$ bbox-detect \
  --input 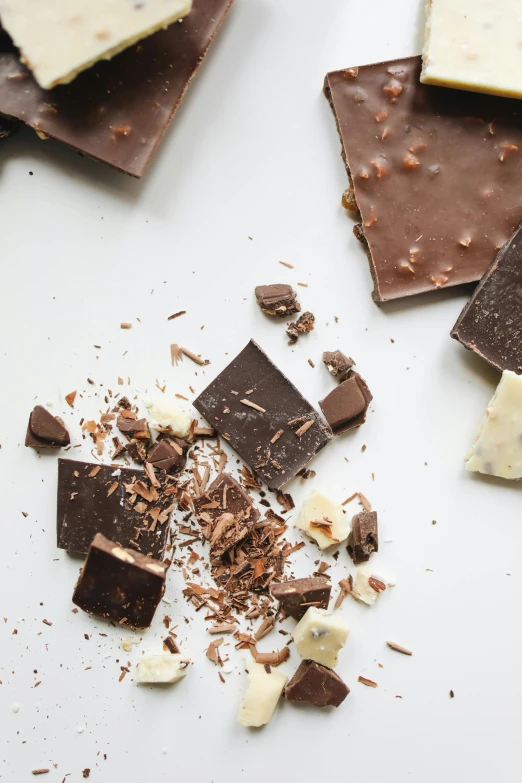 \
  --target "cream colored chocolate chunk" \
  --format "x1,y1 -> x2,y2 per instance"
421,0 -> 522,99
293,607 -> 349,668
0,0 -> 192,89
296,491 -> 348,549
466,371 -> 522,479
237,660 -> 287,728
354,567 -> 388,606
135,654 -> 189,684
